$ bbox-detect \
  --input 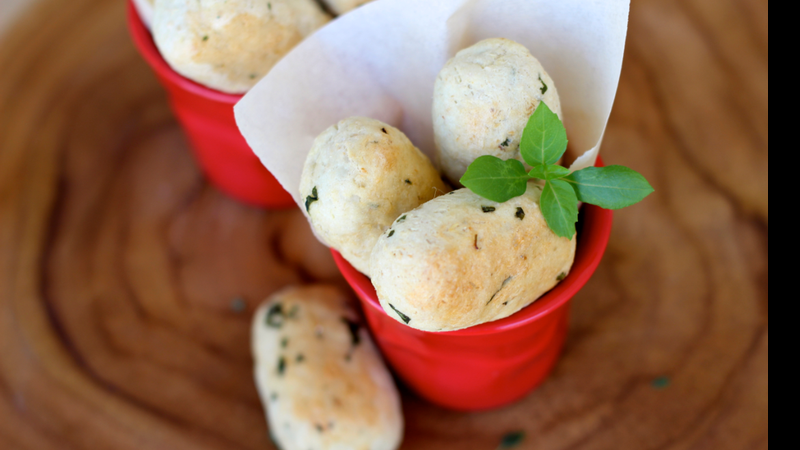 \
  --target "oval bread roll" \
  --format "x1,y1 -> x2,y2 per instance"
370,187 -> 576,332
433,38 -> 563,185
153,0 -> 330,93
252,286 -> 403,450
321,0 -> 374,15
300,117 -> 448,276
